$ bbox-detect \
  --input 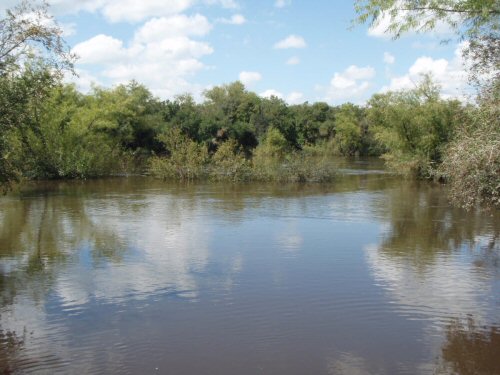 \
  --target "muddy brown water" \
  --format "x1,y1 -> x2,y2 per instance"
1,159 -> 499,374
